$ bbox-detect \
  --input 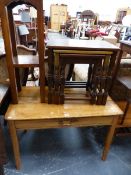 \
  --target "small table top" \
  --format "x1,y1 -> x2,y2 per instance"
47,38 -> 119,51
120,40 -> 131,46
